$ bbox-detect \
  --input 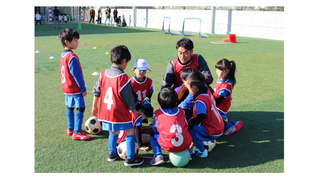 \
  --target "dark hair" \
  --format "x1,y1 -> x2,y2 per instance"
59,28 -> 80,48
215,58 -> 236,89
110,45 -> 131,64
158,87 -> 178,109
180,67 -> 197,81
176,38 -> 194,50
186,70 -> 205,89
